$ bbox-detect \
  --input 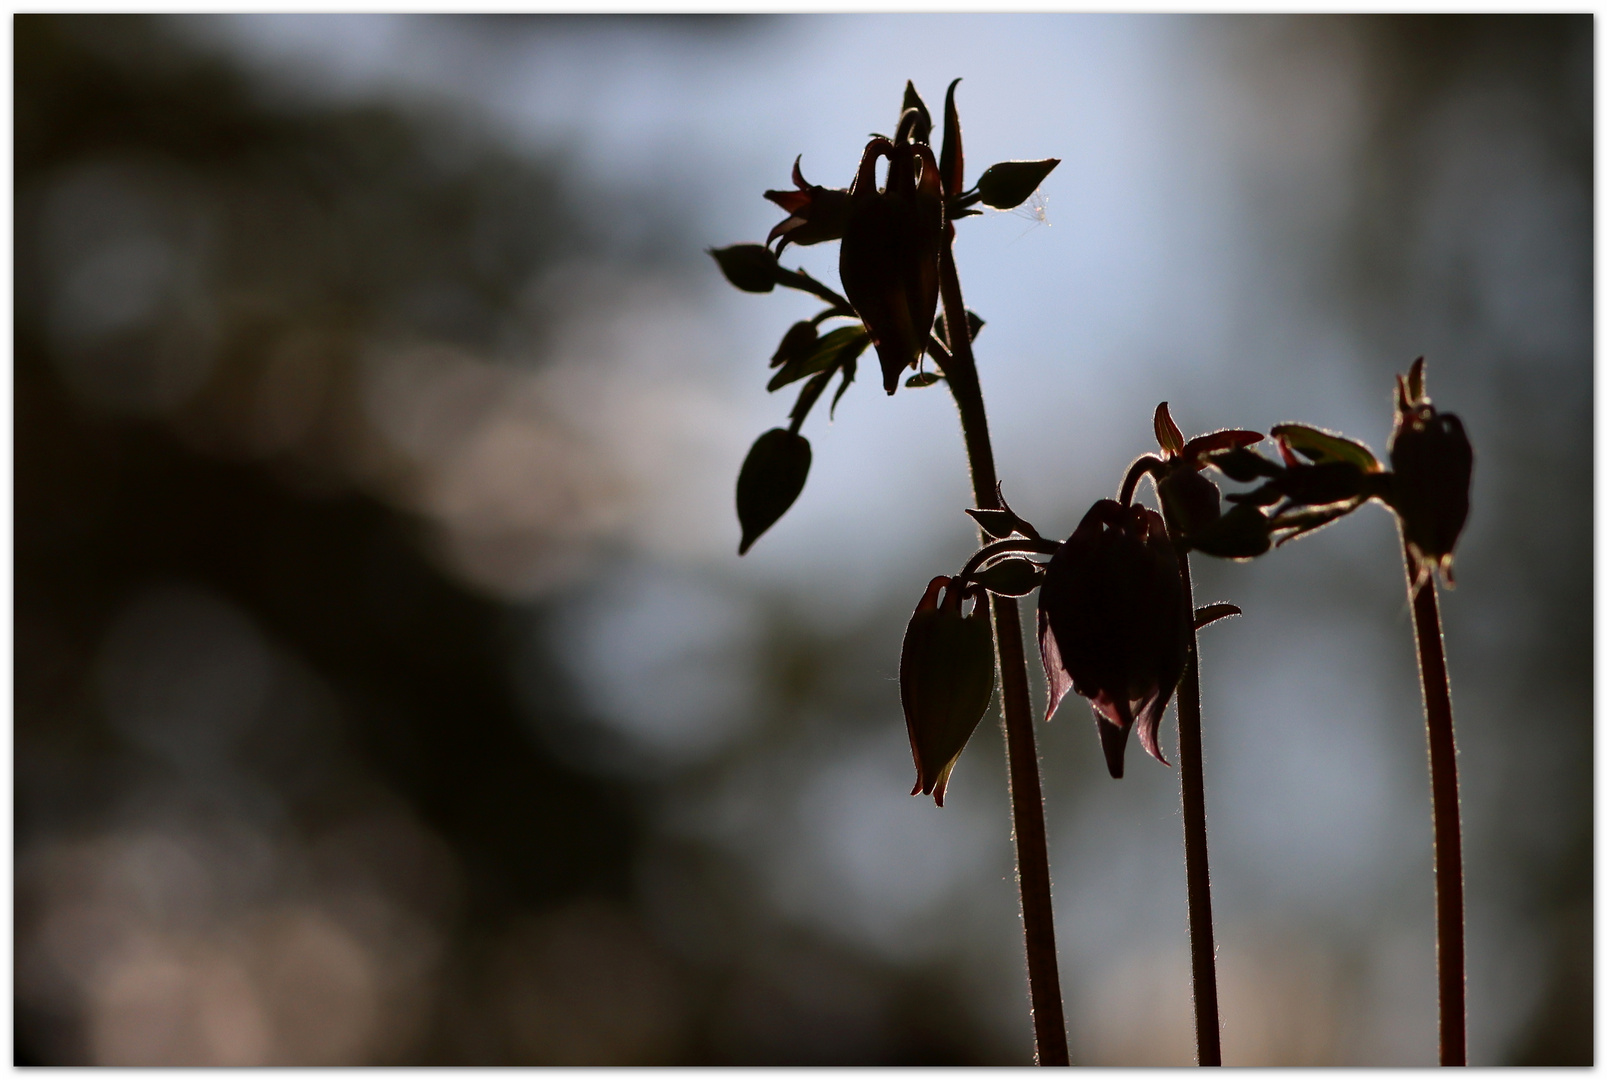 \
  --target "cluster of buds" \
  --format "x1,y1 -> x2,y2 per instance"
712,80 -> 1059,555
897,359 -> 1473,799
